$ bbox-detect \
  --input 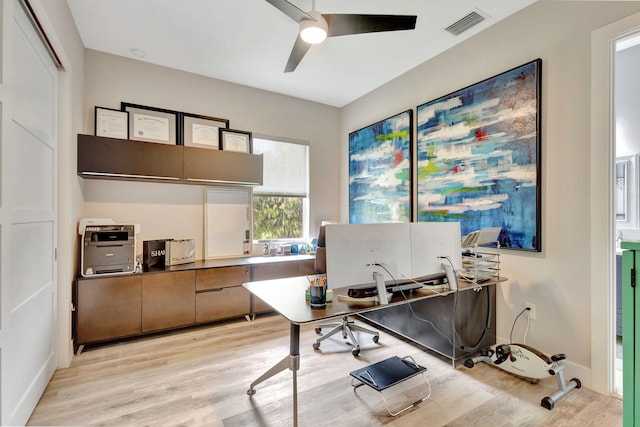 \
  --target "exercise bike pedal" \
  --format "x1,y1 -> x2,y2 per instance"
479,347 -> 494,357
